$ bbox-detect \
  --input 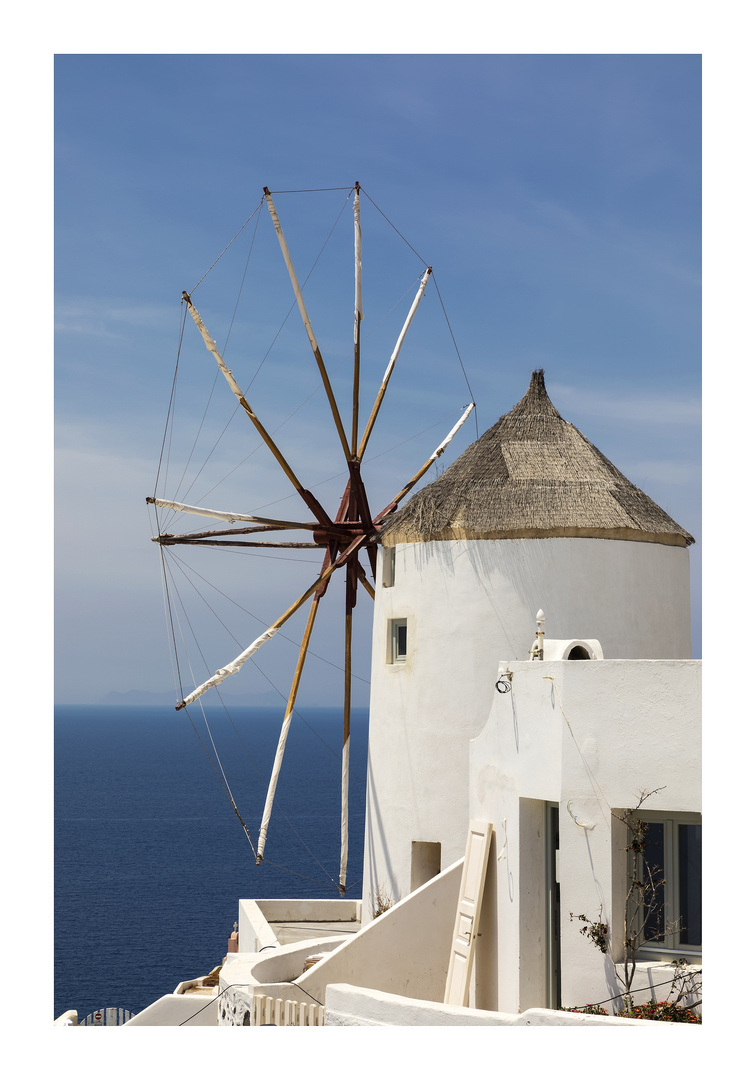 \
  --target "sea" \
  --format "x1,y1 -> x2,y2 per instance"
54,703 -> 369,1022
